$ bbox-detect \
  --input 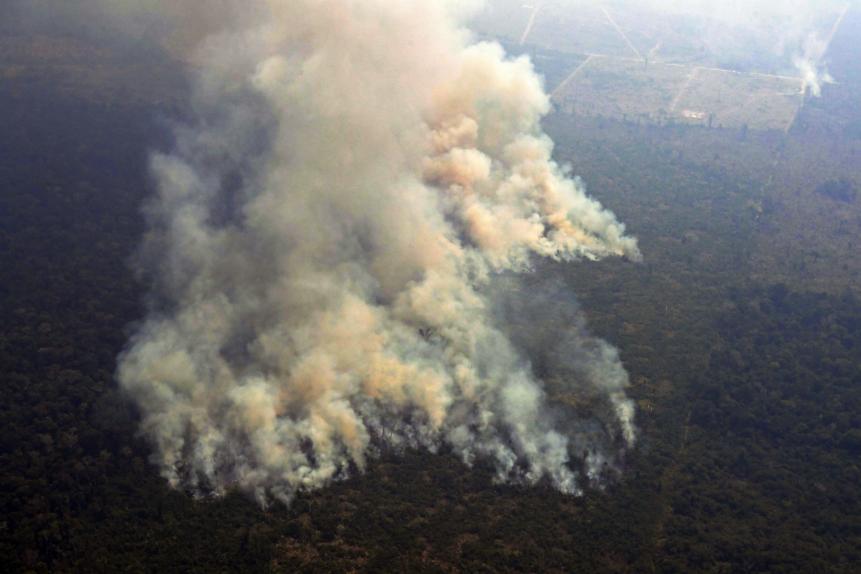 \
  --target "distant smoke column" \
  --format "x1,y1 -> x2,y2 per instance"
118,0 -> 641,505
794,31 -> 835,97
